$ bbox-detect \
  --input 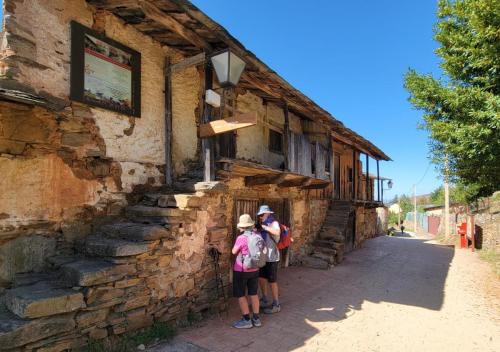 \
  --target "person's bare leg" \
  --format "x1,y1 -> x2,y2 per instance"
238,297 -> 250,315
259,277 -> 268,298
270,282 -> 279,301
249,295 -> 259,314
